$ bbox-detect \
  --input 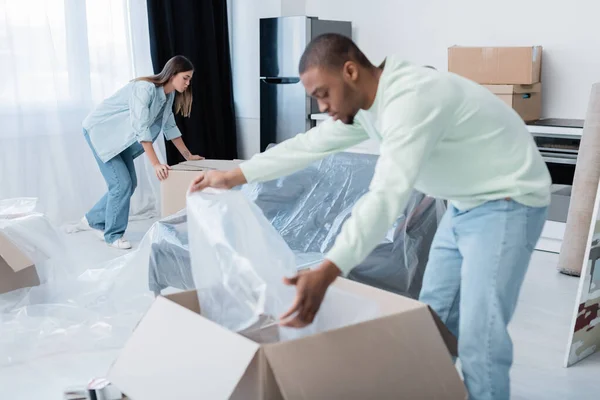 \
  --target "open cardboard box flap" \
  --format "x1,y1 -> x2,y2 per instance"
0,231 -> 34,272
108,279 -> 466,400
0,219 -> 48,294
